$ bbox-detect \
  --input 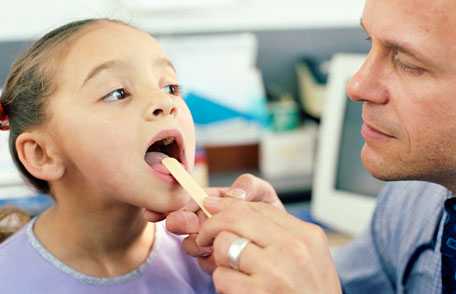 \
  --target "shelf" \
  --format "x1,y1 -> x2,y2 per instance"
0,0 -> 364,40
